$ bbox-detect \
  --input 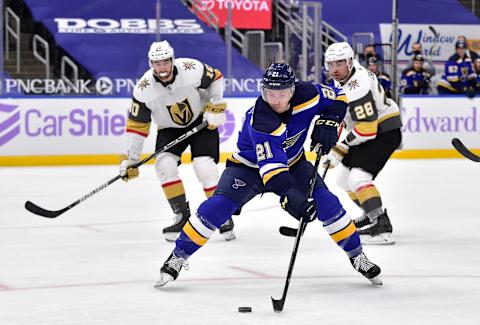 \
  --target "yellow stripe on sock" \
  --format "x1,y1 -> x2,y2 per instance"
331,221 -> 357,242
163,181 -> 185,199
183,221 -> 208,246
